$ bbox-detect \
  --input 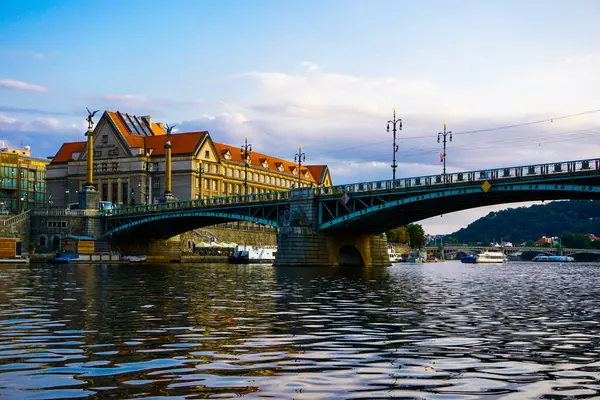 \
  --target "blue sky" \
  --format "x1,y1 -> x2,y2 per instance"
1,0 -> 599,233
